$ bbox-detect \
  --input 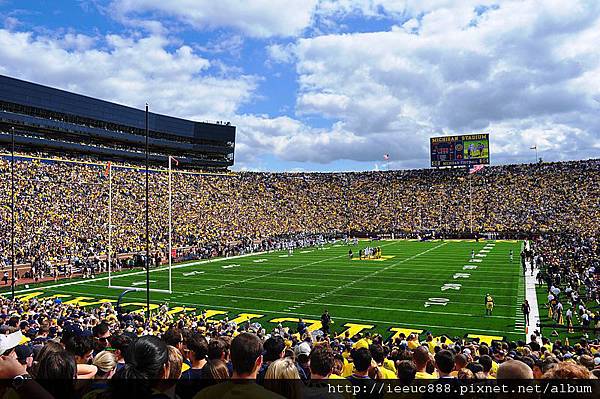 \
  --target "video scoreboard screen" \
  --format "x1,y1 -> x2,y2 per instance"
430,133 -> 490,167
